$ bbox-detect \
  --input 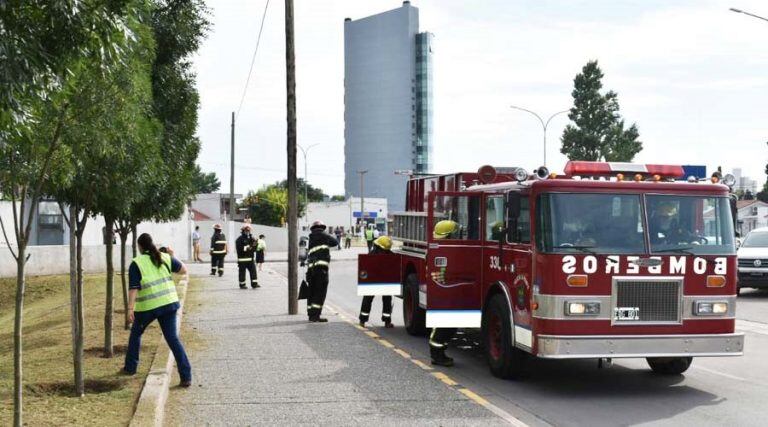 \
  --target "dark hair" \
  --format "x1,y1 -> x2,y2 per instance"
195,226 -> 199,230
259,234 -> 265,239
137,233 -> 163,267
